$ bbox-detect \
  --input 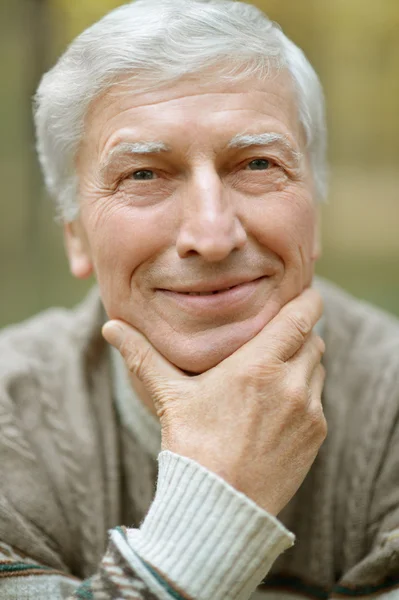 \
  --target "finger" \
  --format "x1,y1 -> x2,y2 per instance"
309,363 -> 326,409
228,288 -> 323,368
288,334 -> 325,384
268,288 -> 324,362
102,320 -> 184,388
